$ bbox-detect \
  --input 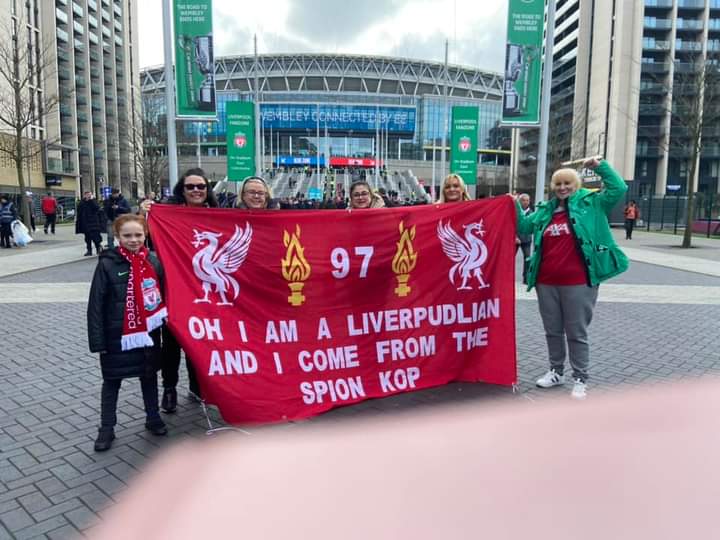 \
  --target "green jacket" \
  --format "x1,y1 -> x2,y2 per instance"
517,160 -> 629,291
